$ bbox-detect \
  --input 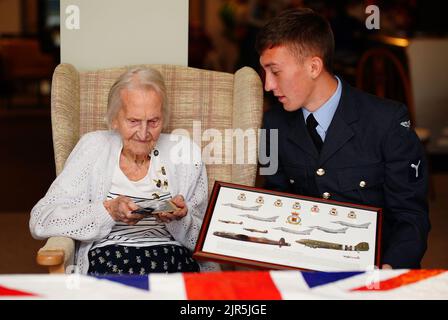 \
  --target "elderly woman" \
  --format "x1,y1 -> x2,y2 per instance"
30,67 -> 217,275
